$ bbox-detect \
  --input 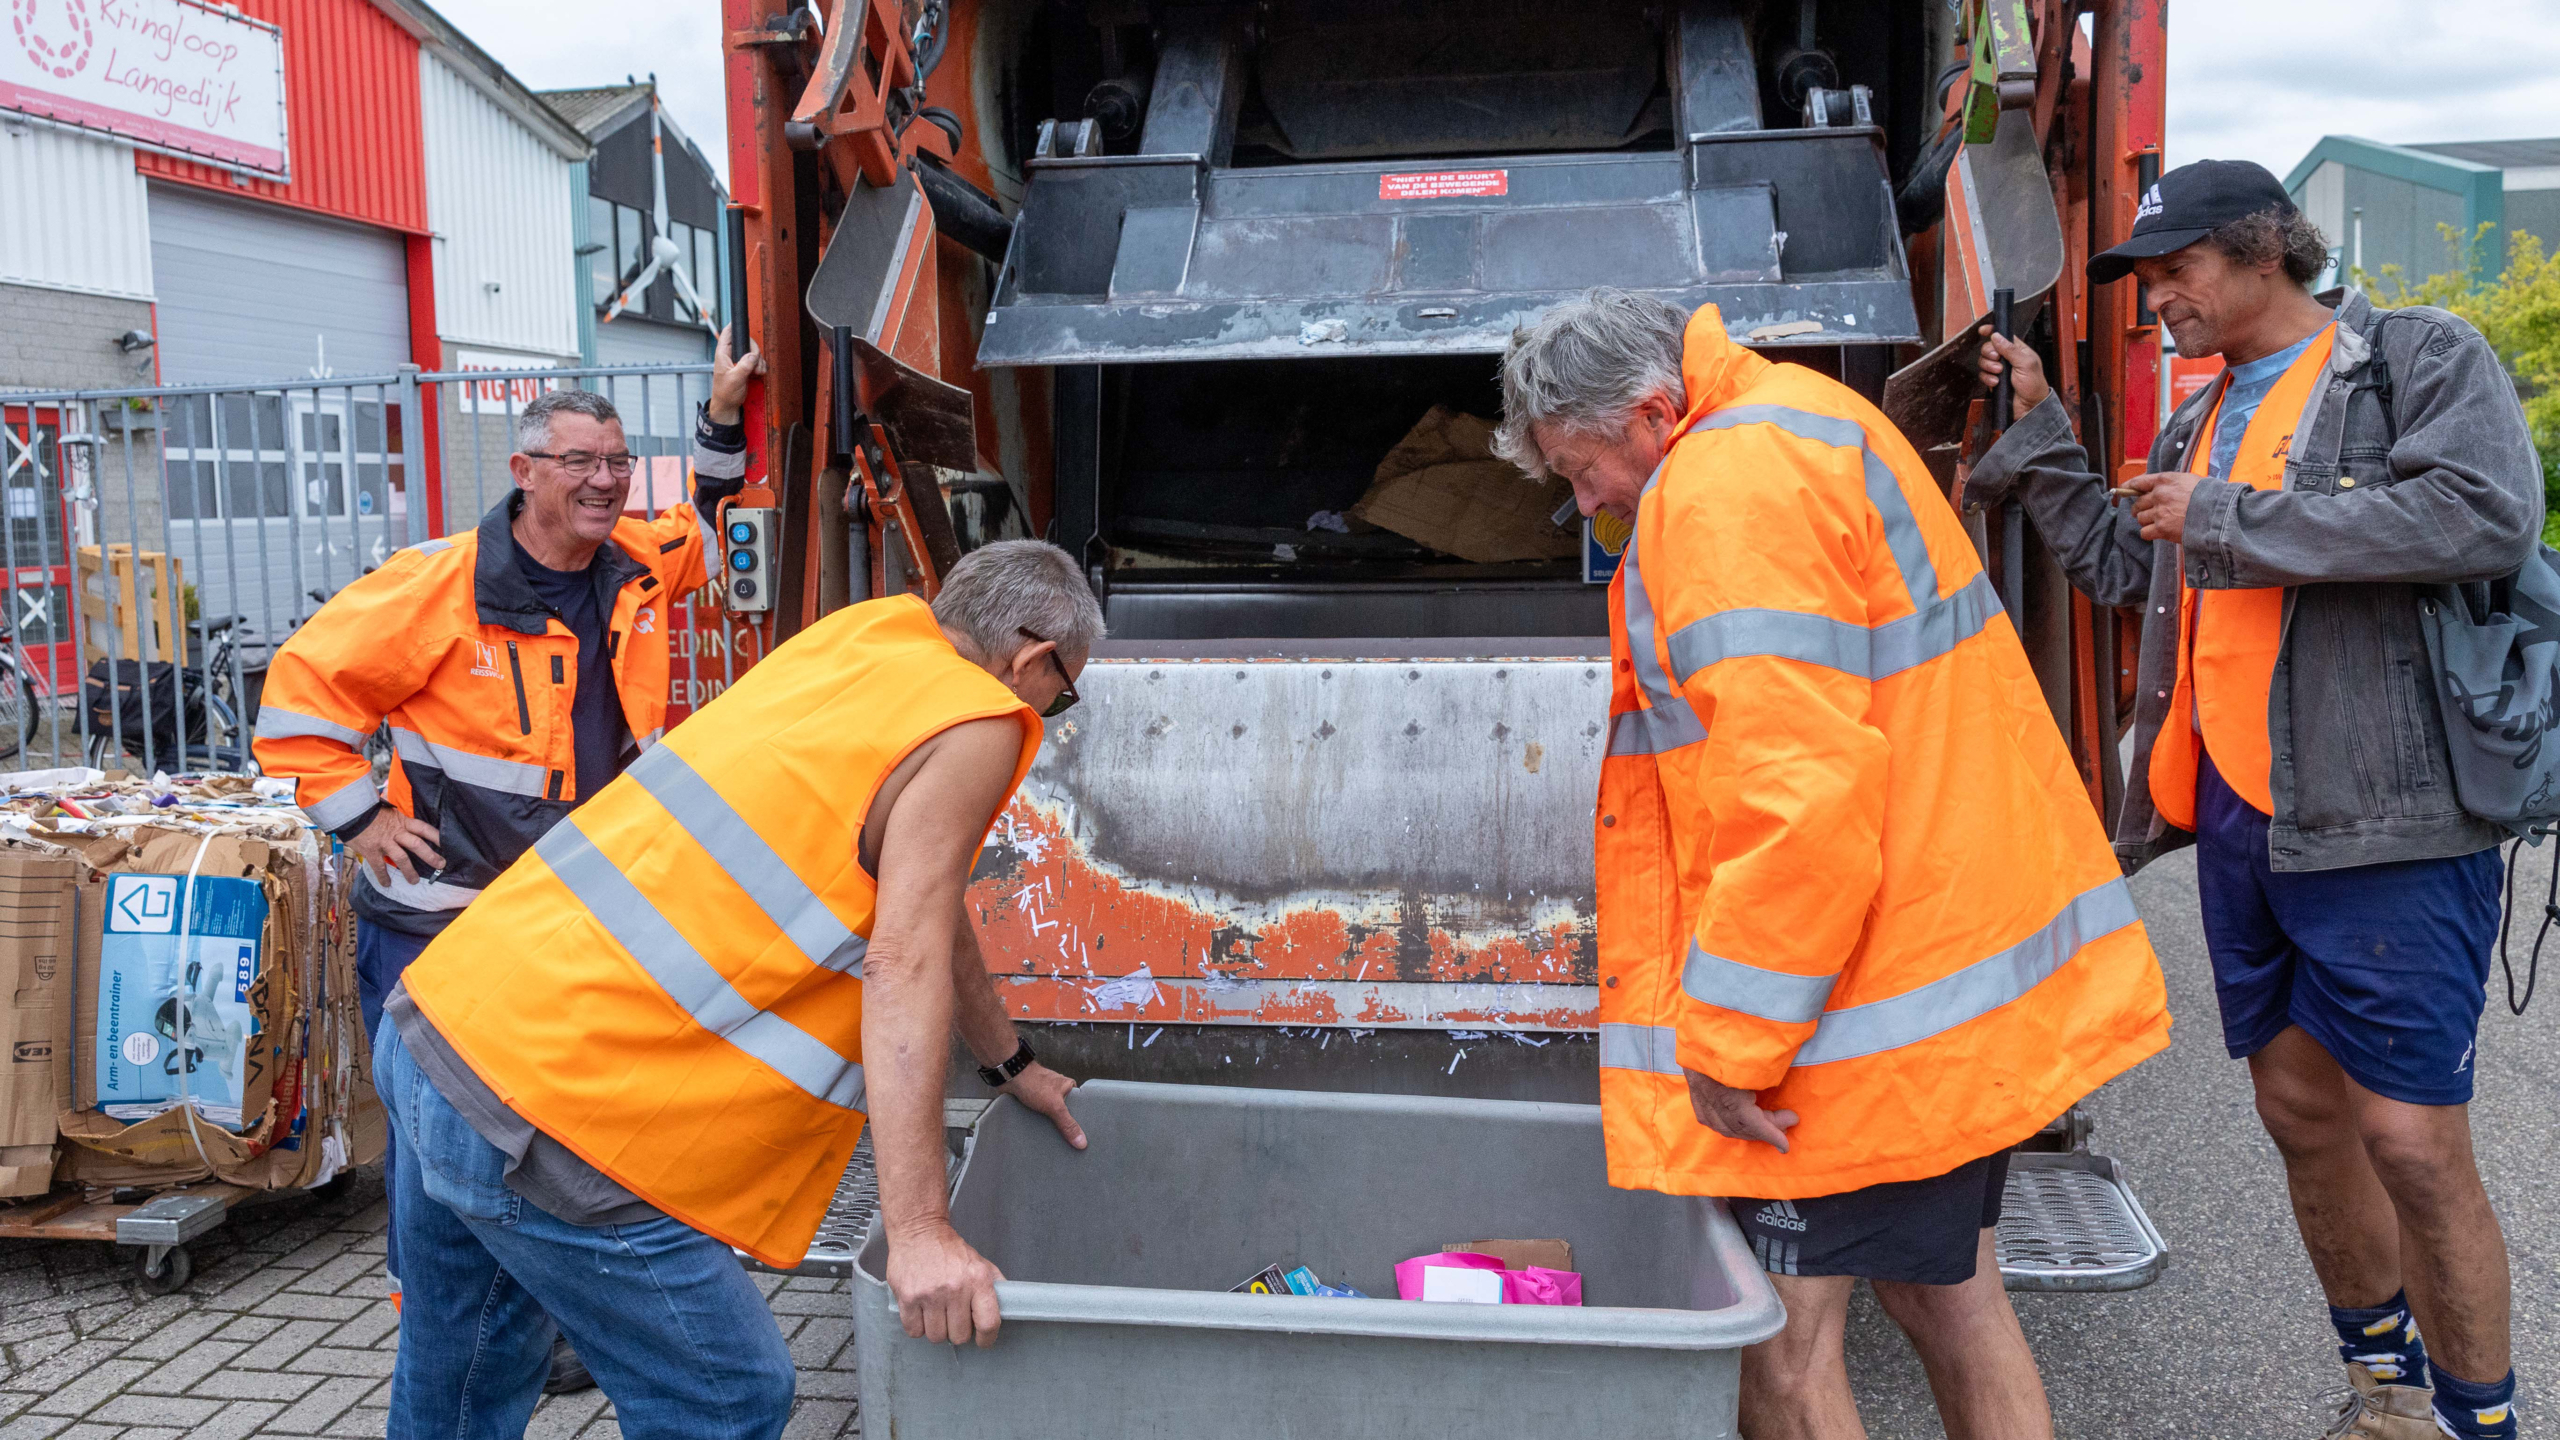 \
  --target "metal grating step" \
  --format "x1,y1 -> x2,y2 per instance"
738,1134 -> 962,1279
1996,1151 -> 2169,1293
